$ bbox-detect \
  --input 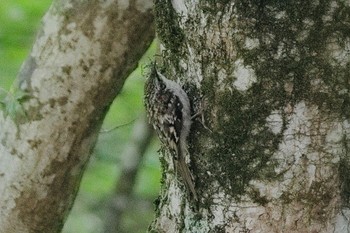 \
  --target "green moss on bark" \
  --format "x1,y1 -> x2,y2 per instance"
156,0 -> 350,206
154,0 -> 185,58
